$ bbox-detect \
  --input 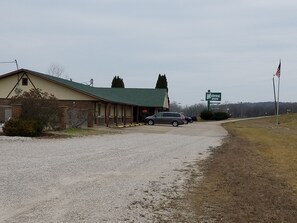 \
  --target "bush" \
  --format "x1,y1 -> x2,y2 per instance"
200,110 -> 213,120
200,110 -> 230,121
11,88 -> 60,129
3,118 -> 44,137
212,112 -> 231,120
2,119 -> 19,136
